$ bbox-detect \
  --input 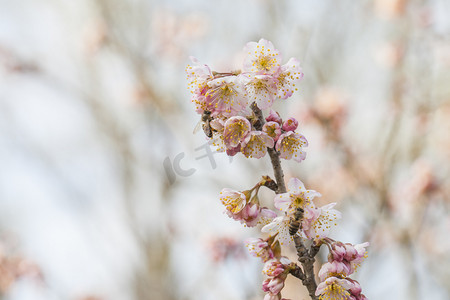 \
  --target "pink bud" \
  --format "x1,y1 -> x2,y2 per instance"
282,117 -> 298,131
264,294 -> 281,300
263,260 -> 285,277
266,277 -> 285,295
243,203 -> 260,220
330,242 -> 346,262
266,110 -> 282,124
226,145 -> 241,156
